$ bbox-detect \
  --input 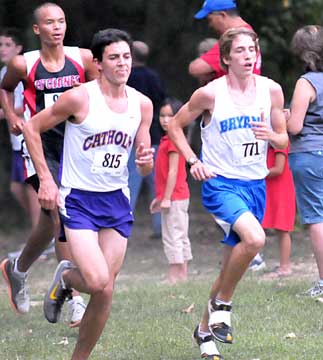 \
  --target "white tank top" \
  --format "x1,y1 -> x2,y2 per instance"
201,75 -> 271,180
60,80 -> 141,192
